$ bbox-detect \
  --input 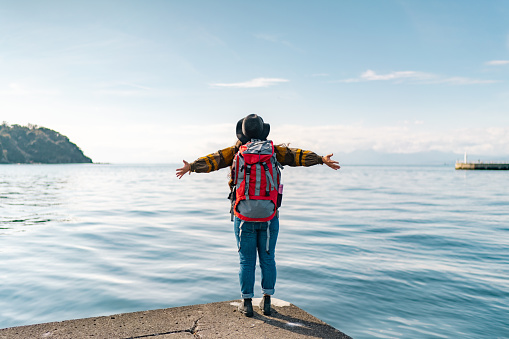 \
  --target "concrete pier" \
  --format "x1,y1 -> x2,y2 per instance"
0,299 -> 351,338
